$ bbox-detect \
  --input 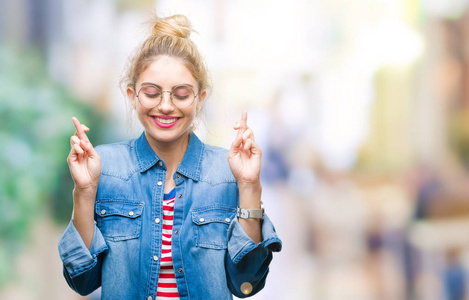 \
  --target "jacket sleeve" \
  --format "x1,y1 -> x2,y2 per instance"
58,219 -> 108,296
225,214 -> 282,298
